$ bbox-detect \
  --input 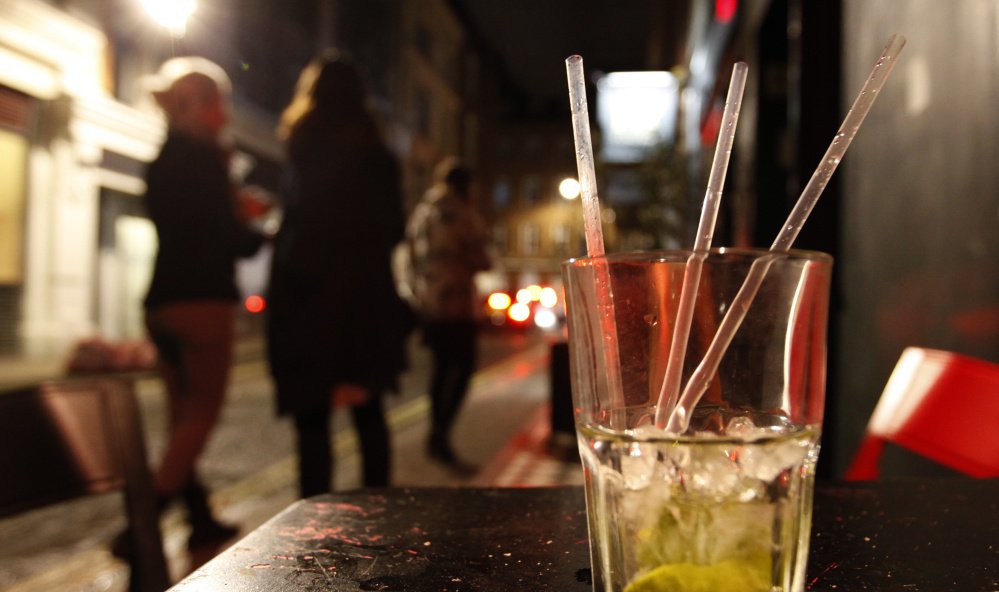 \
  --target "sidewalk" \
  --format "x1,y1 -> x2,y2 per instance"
0,334 -> 584,591
475,404 -> 583,487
